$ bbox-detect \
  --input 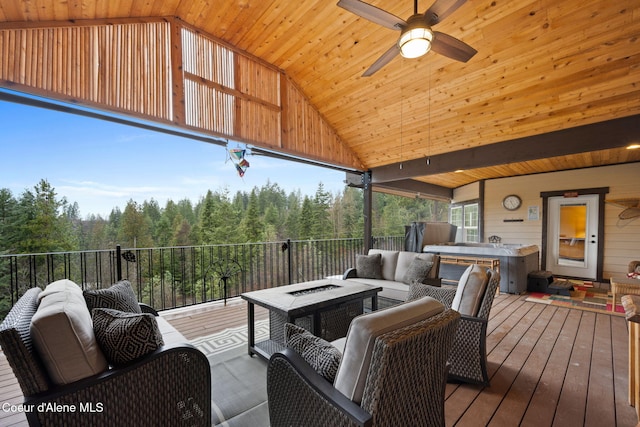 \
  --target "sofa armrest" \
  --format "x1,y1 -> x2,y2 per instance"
343,268 -> 358,280
268,348 -> 372,427
139,303 -> 159,316
25,343 -> 211,427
